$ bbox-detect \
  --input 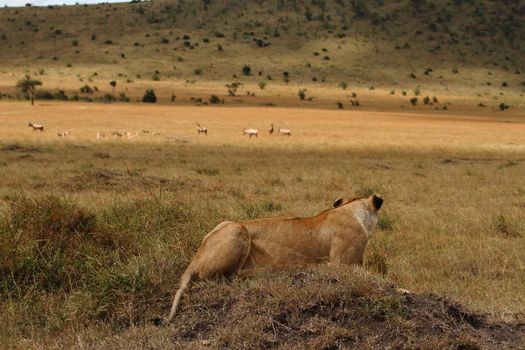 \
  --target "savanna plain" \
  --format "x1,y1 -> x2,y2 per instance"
1,0 -> 525,348
1,101 -> 524,348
